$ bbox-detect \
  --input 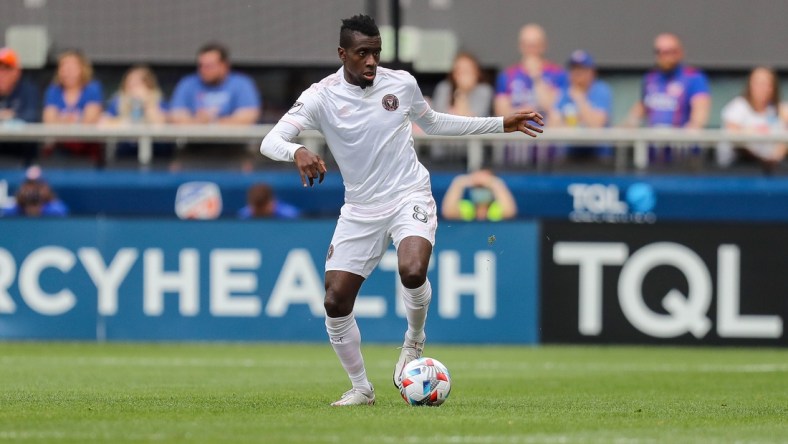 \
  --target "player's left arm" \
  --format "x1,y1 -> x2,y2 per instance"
413,106 -> 494,134
410,78 -> 543,137
502,110 -> 544,136
414,108 -> 542,137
